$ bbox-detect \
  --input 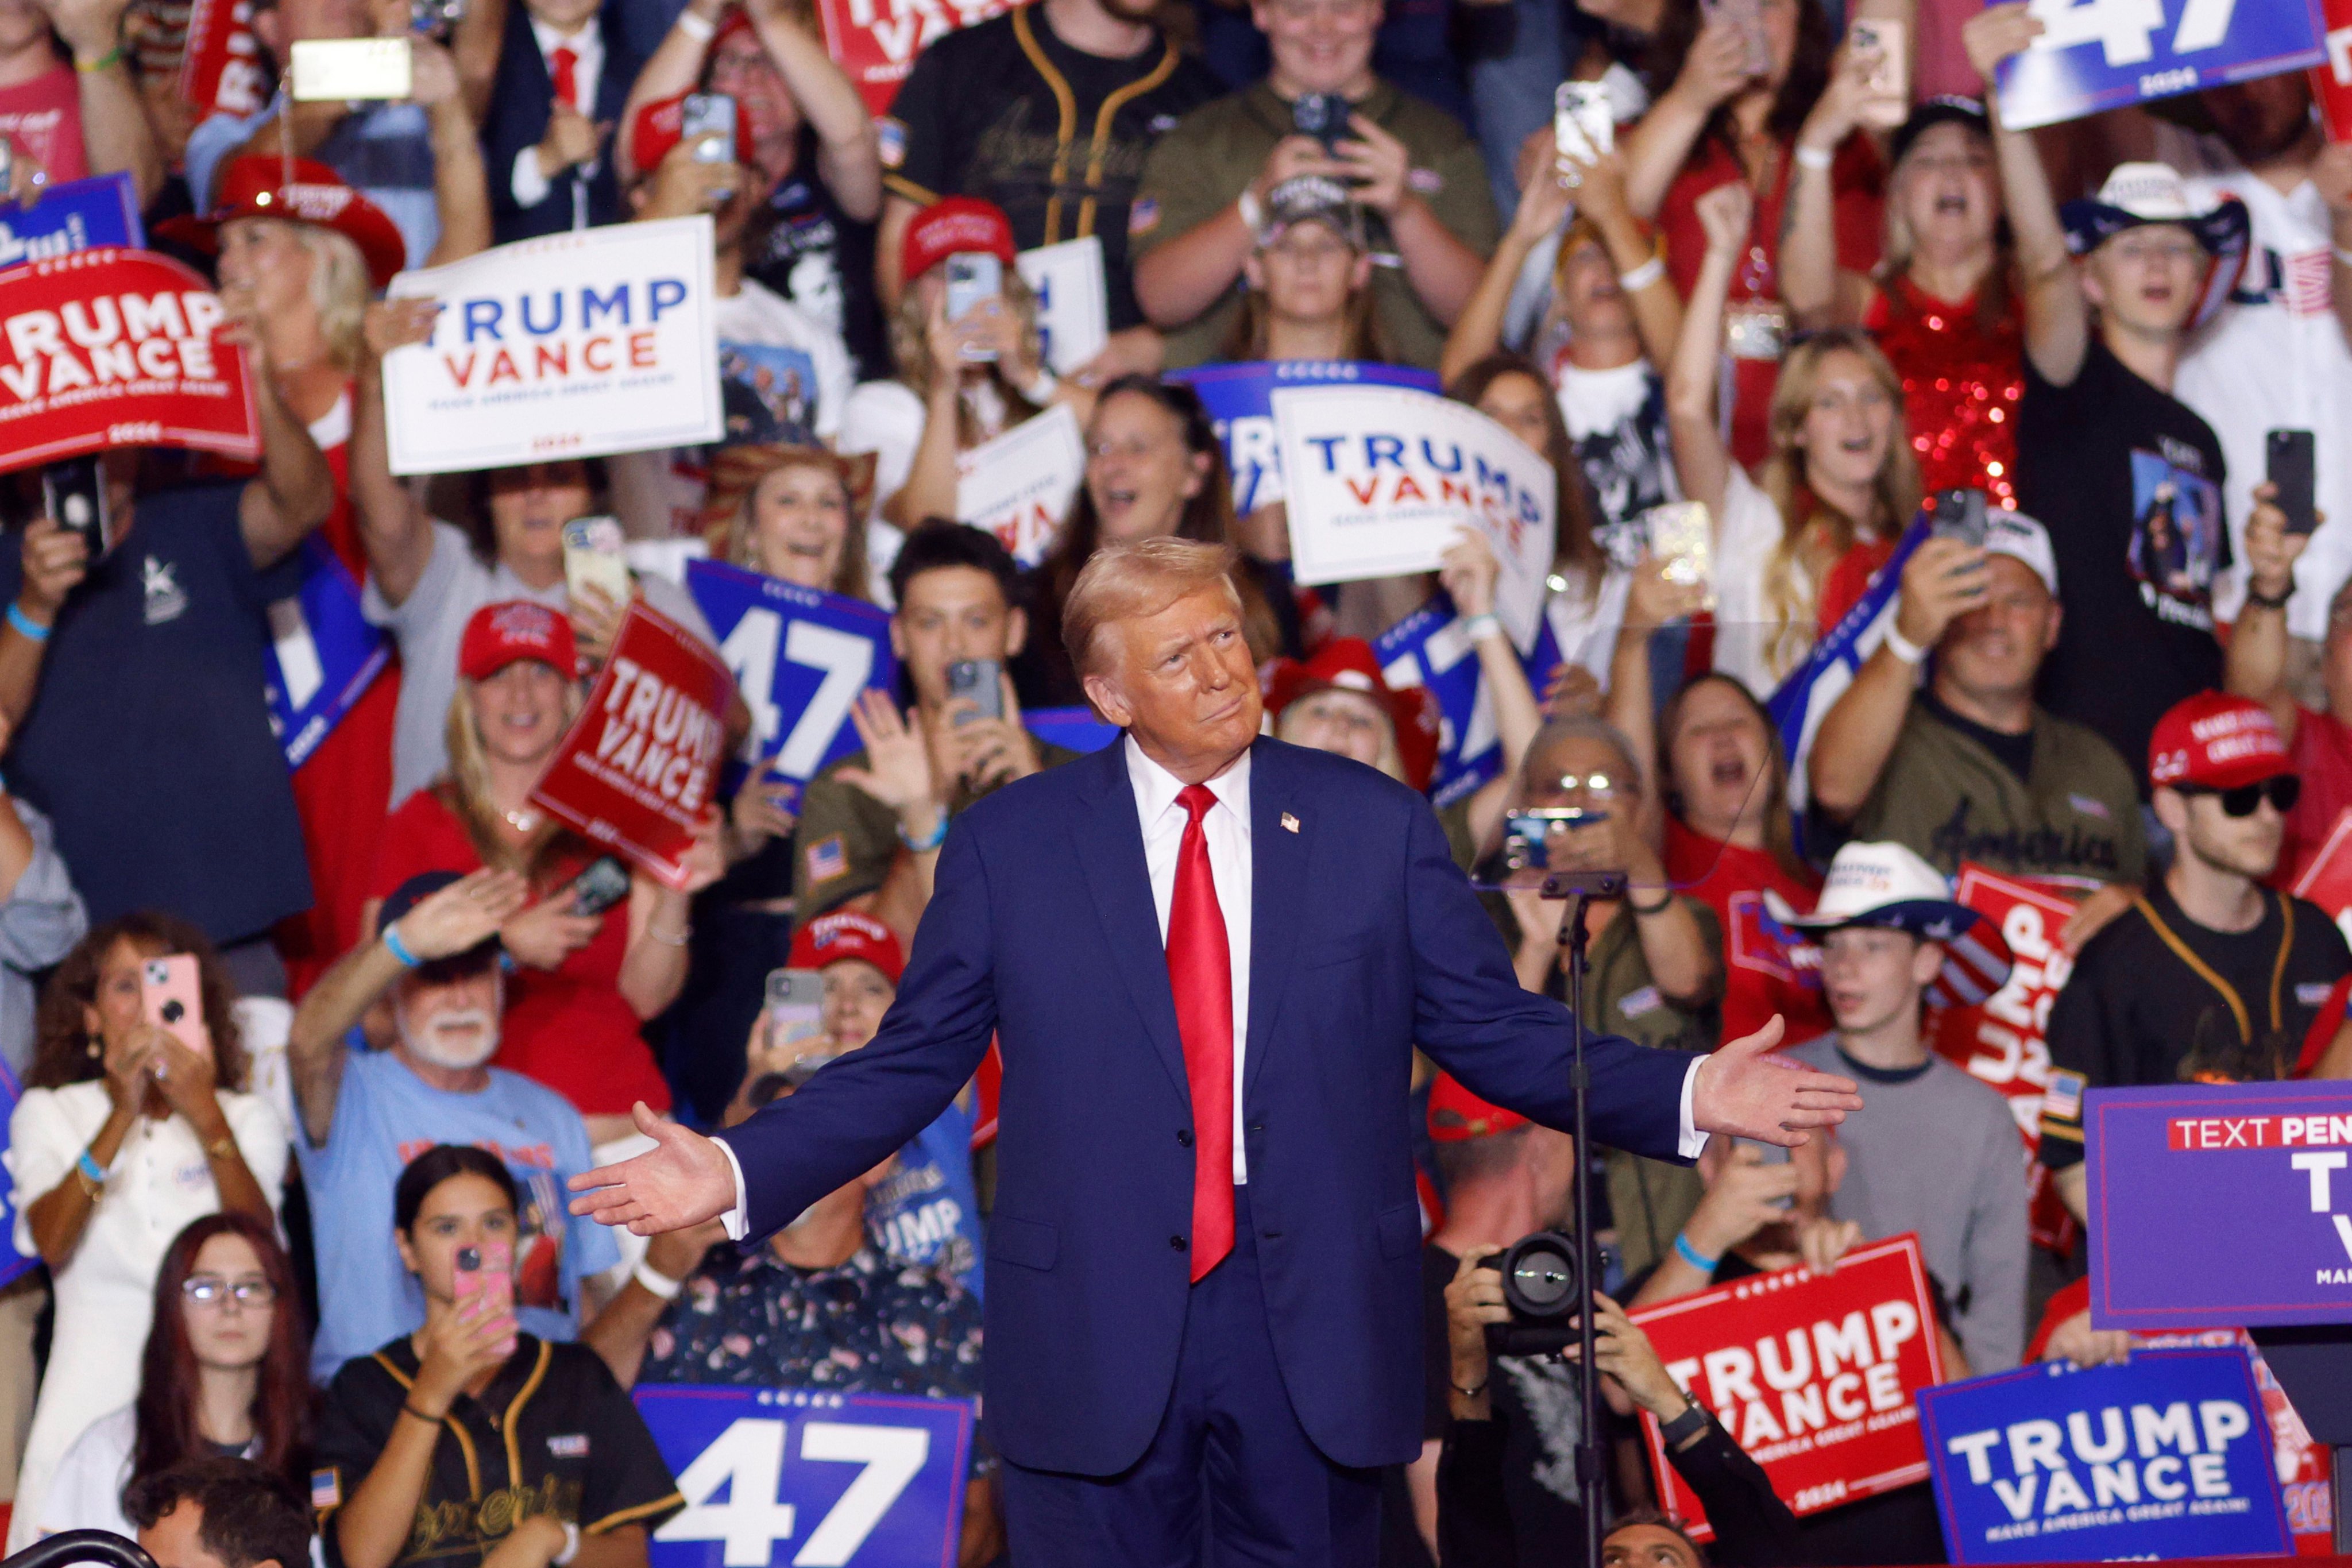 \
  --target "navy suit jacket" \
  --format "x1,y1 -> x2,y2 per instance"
717,736 -> 1693,1474
481,3 -> 642,243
